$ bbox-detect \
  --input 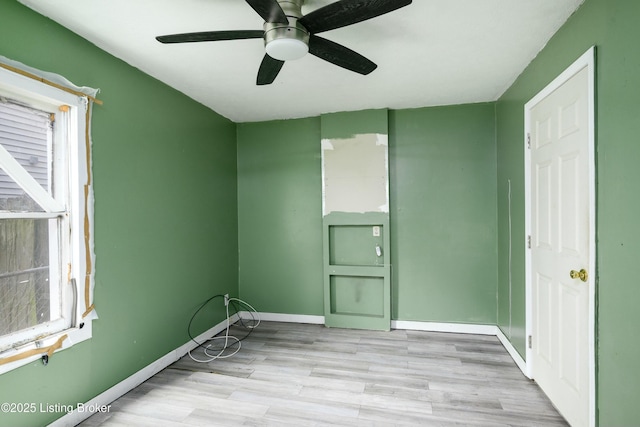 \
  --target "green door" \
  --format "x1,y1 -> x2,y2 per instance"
320,110 -> 390,331
323,212 -> 390,330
